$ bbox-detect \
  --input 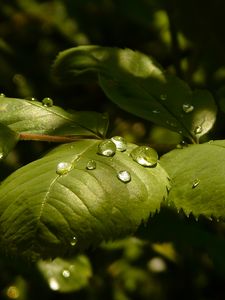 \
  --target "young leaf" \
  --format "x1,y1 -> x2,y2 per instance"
160,140 -> 225,219
53,46 -> 217,143
38,255 -> 92,293
0,123 -> 19,159
0,97 -> 108,138
0,139 -> 169,260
